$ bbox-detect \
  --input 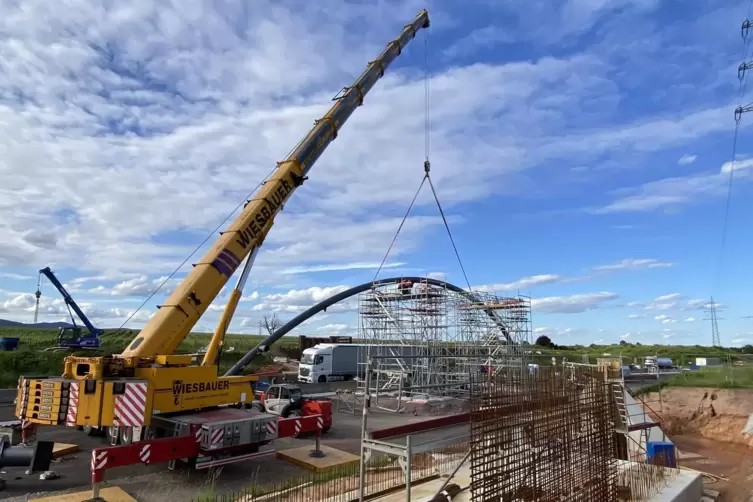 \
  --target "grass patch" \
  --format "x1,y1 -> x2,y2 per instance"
0,326 -> 301,387
634,366 -> 753,396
